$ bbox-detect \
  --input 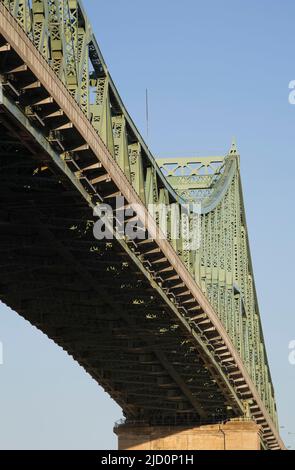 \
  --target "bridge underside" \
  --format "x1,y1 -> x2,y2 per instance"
0,109 -> 235,425
0,2 -> 284,449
